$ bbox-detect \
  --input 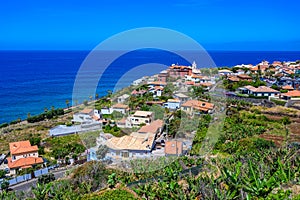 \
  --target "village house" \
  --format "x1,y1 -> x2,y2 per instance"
117,94 -> 130,103
137,119 -> 164,135
163,99 -> 181,110
112,103 -> 129,114
169,65 -> 192,78
149,86 -> 164,97
128,111 -> 154,127
173,93 -> 189,103
158,70 -> 169,82
181,100 -> 214,115
281,90 -> 300,100
237,74 -> 252,81
218,69 -> 232,76
131,89 -> 147,96
165,141 -> 183,156
282,85 -> 294,91
238,85 -> 280,97
104,132 -> 156,159
7,141 -> 44,175
73,108 -> 101,123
